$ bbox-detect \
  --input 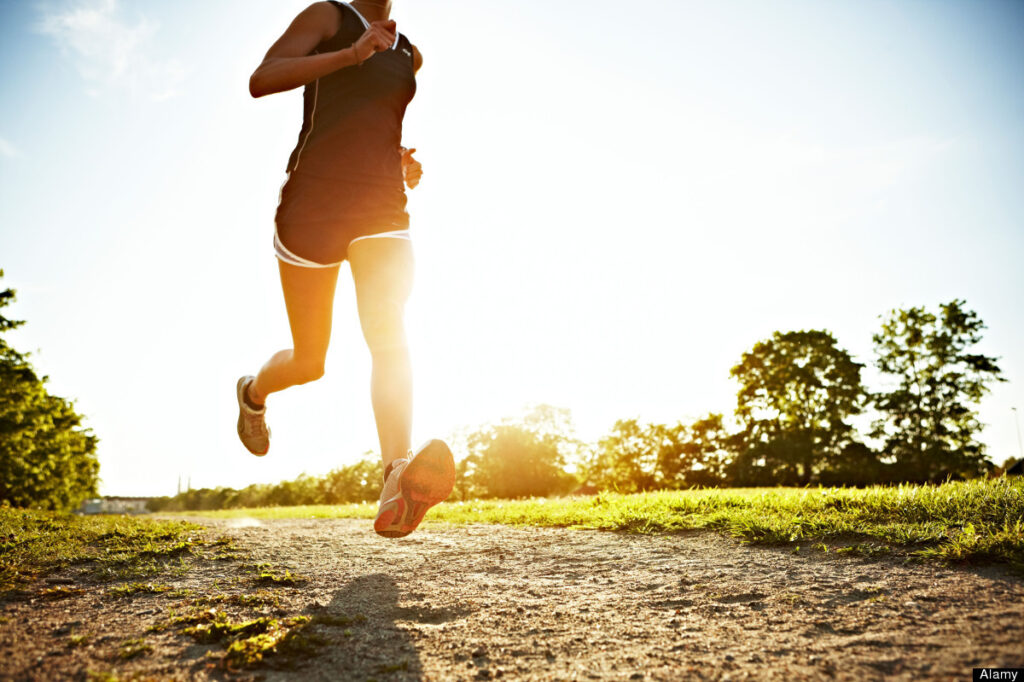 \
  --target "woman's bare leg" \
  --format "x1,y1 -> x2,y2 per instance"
348,237 -> 414,471
248,260 -> 341,405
